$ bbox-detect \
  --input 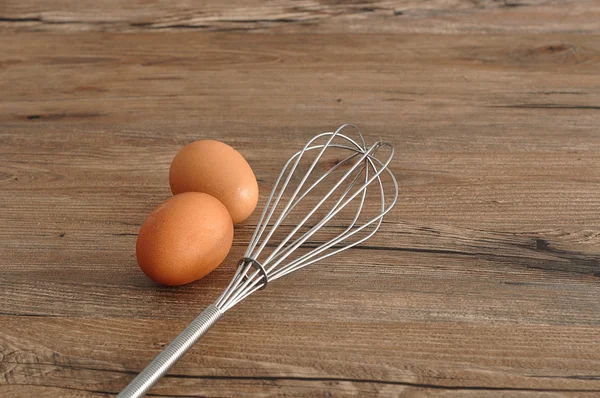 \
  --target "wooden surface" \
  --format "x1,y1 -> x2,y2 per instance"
1,1 -> 600,397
